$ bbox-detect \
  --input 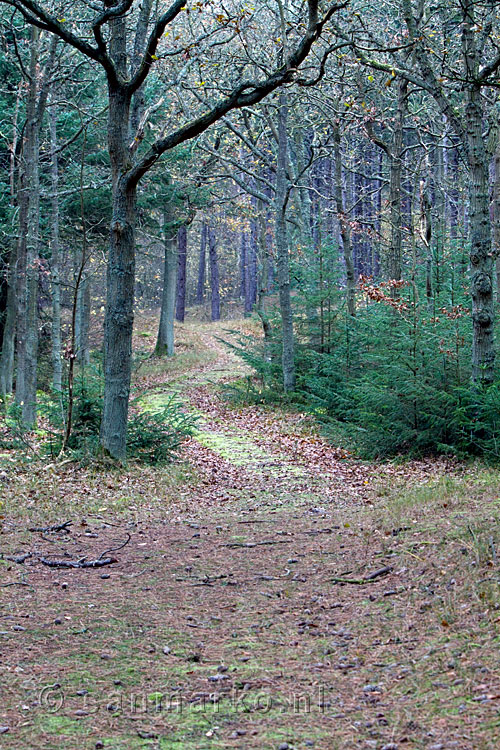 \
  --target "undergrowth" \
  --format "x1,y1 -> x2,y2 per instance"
225,285 -> 500,462
0,367 -> 196,466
